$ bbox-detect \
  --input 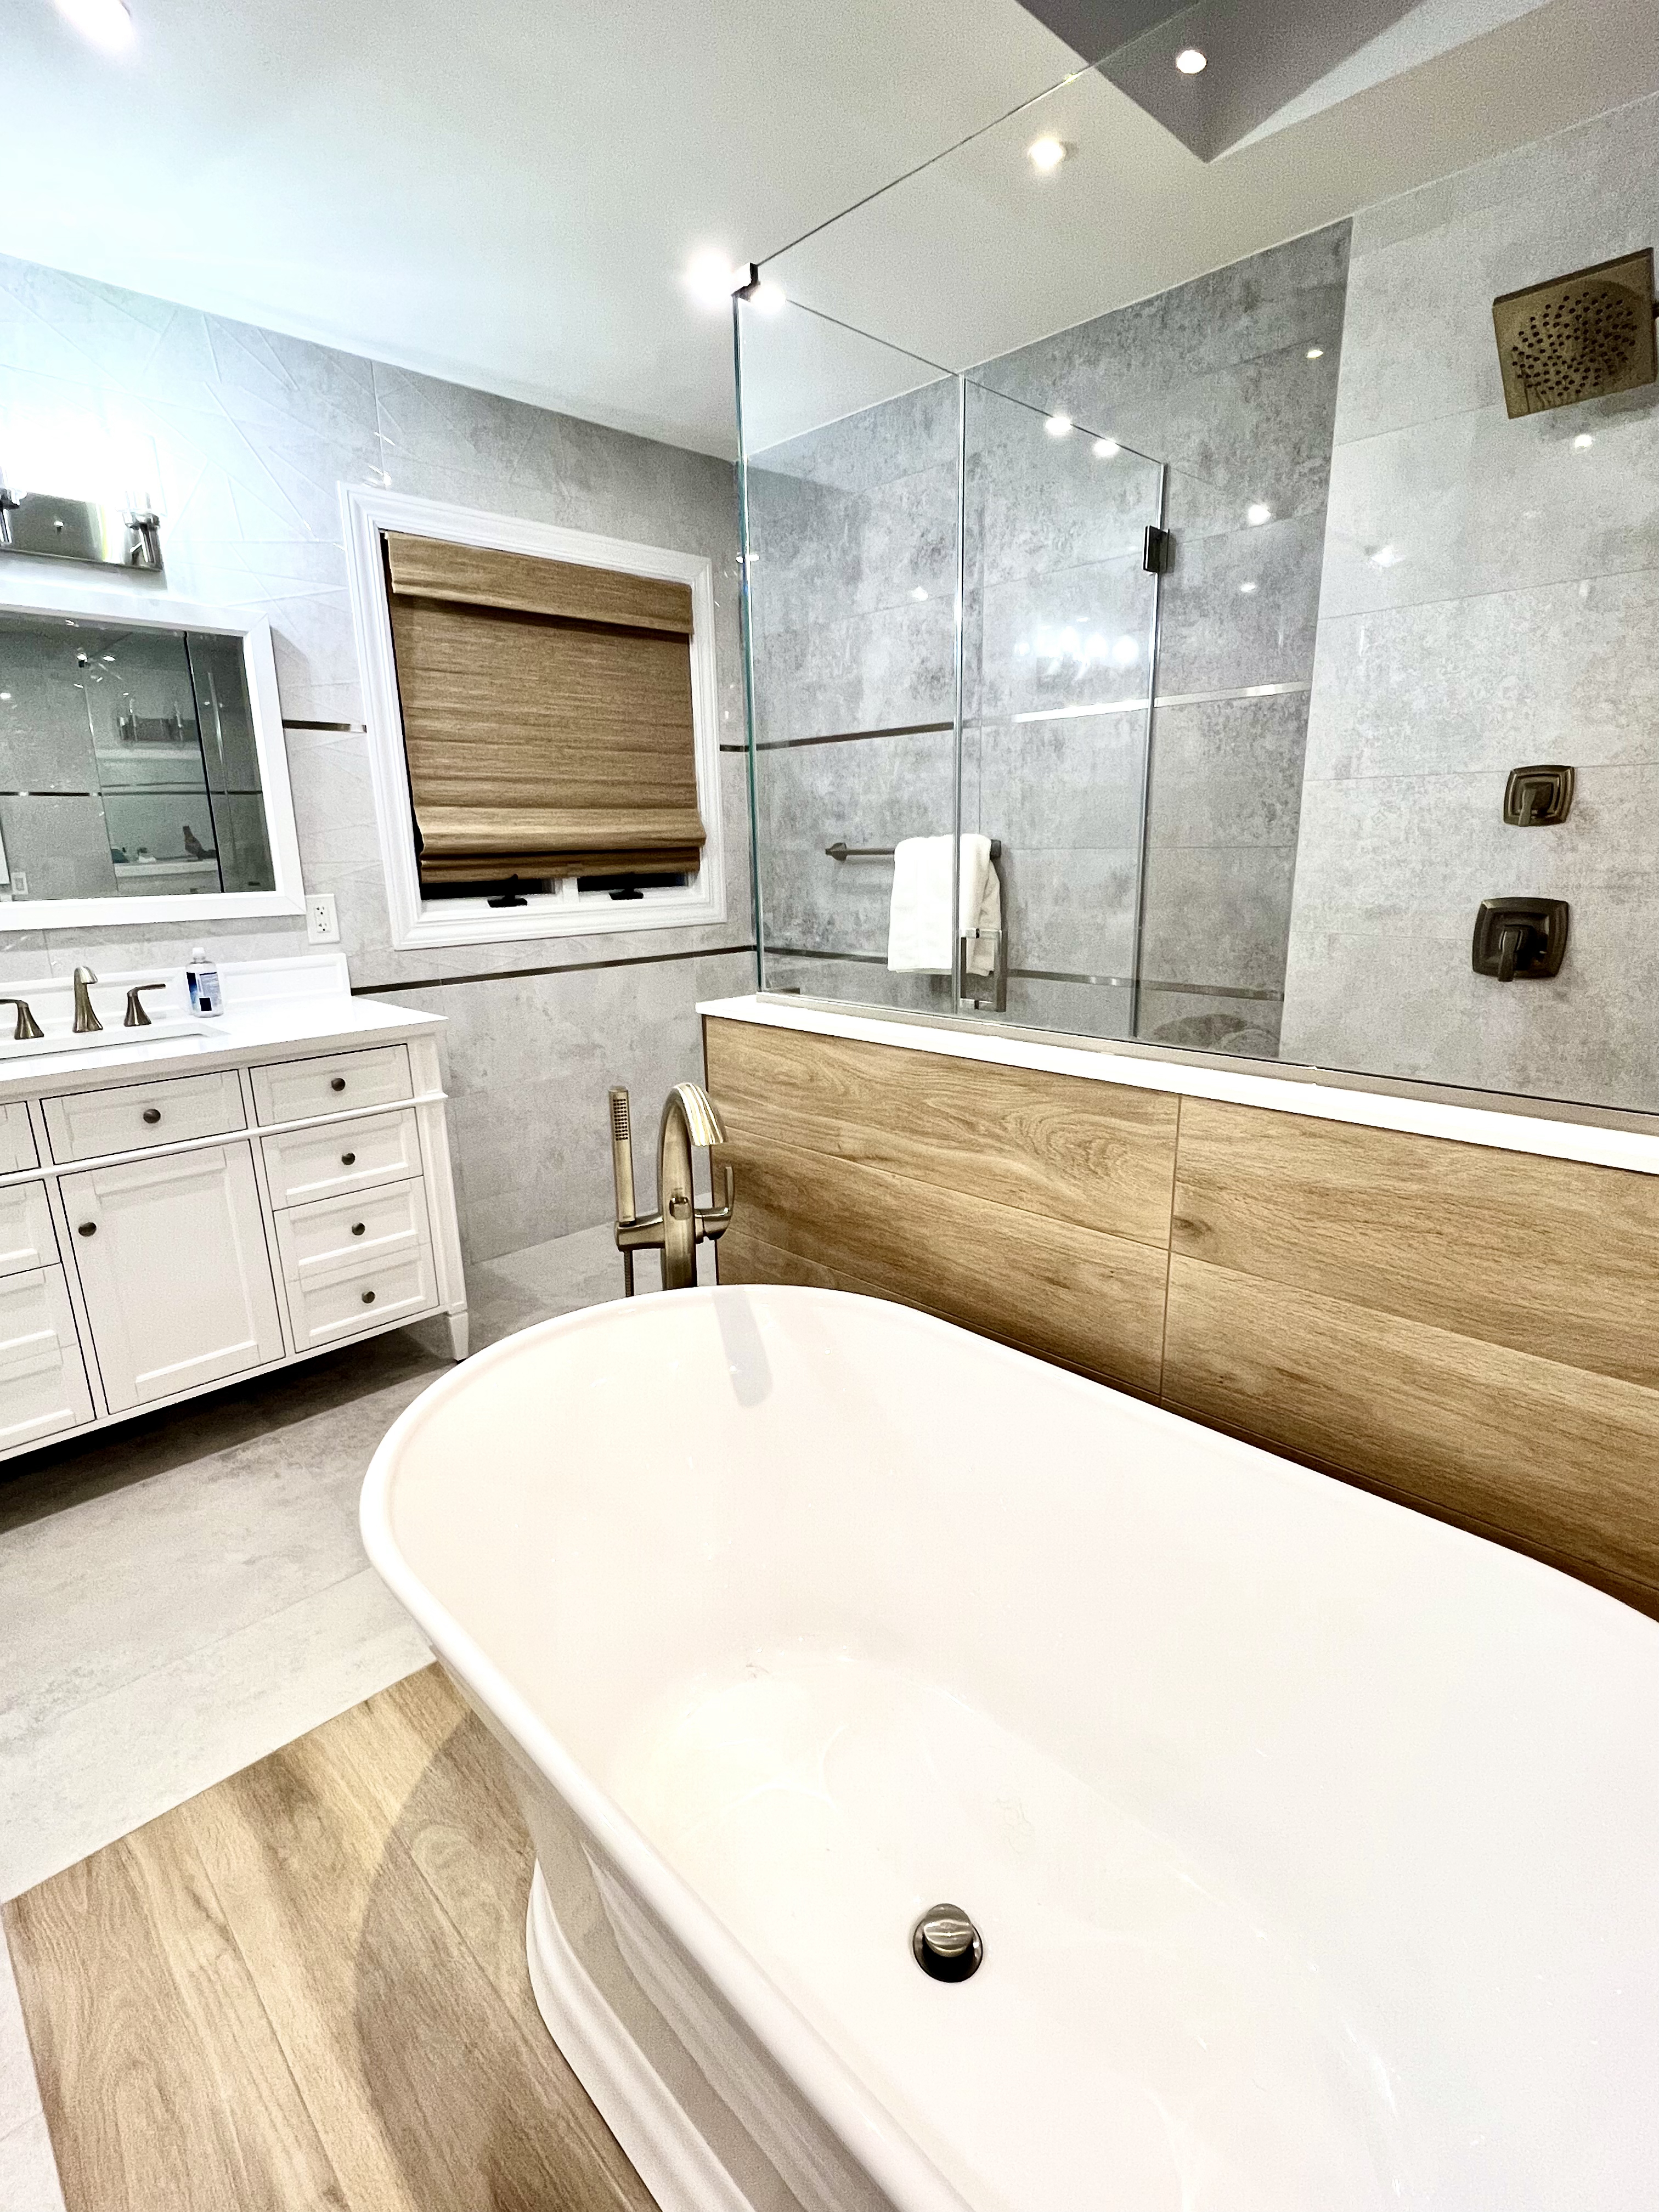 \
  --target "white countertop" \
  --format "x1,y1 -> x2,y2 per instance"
0,953 -> 442,1105
699,992 -> 1659,1177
